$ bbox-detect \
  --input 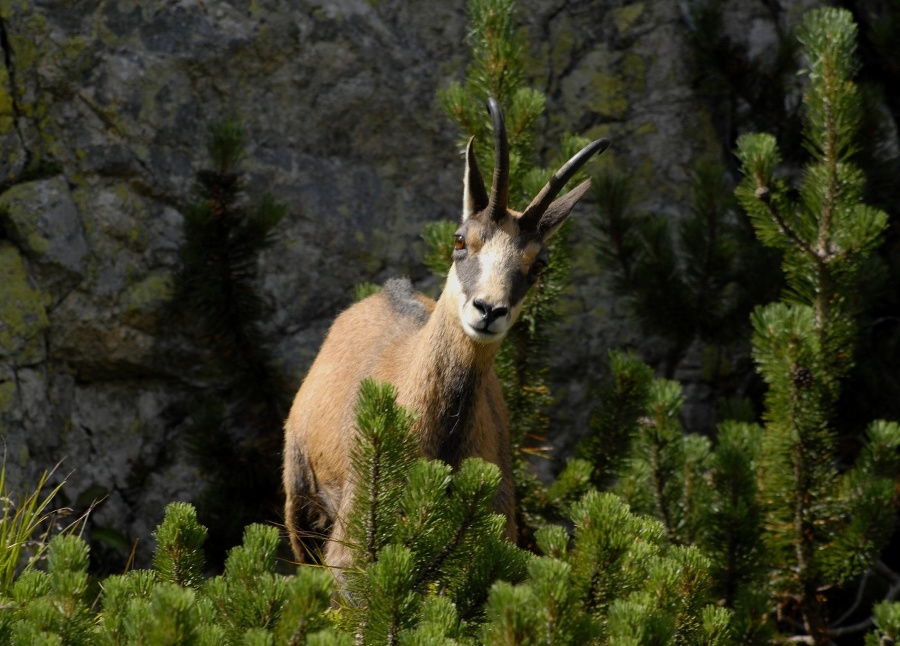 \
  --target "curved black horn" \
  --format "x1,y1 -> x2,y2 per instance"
486,97 -> 509,222
464,136 -> 489,215
519,137 -> 610,231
